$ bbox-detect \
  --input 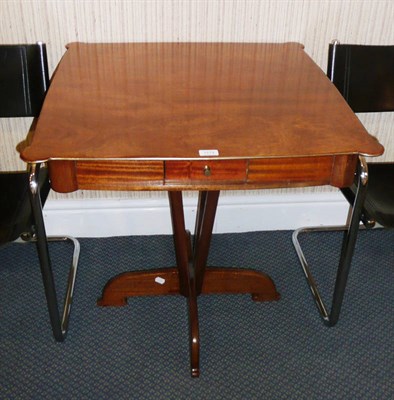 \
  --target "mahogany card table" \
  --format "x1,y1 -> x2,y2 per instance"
20,42 -> 383,377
